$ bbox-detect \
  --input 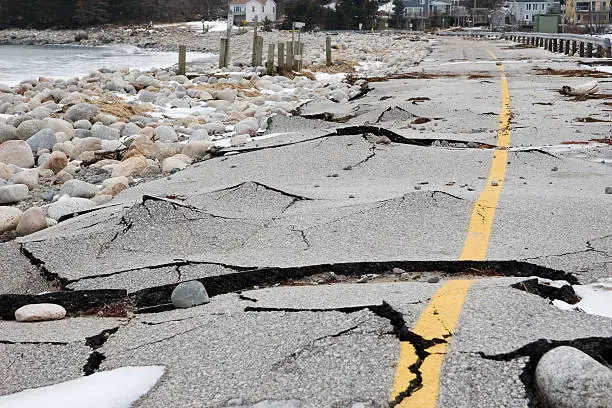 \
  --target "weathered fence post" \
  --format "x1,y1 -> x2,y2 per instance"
277,42 -> 285,74
565,40 -> 571,55
287,41 -> 294,72
251,16 -> 259,67
266,43 -> 275,76
219,38 -> 228,68
219,11 -> 232,68
254,36 -> 264,66
178,45 -> 186,75
294,42 -> 303,71
326,36 -> 332,66
579,41 -> 585,57
548,39 -> 553,52
586,42 -> 593,58
571,40 -> 577,55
